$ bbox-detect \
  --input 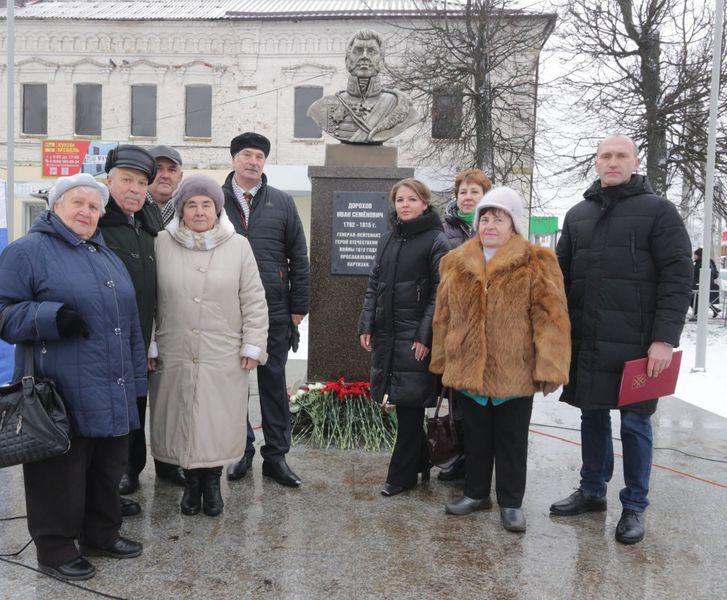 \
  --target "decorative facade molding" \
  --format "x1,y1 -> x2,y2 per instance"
12,31 -> 241,56
281,63 -> 337,85
0,15 -> 548,181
